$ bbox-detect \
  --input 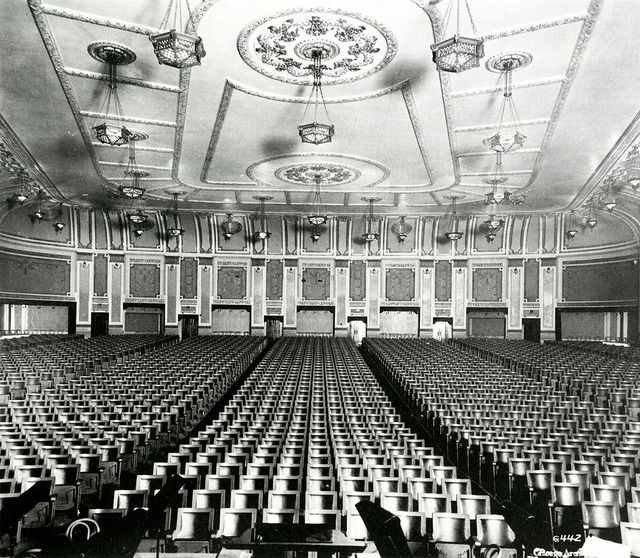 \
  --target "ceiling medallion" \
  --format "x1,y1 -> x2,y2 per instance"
237,9 -> 397,85
275,163 -> 360,186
